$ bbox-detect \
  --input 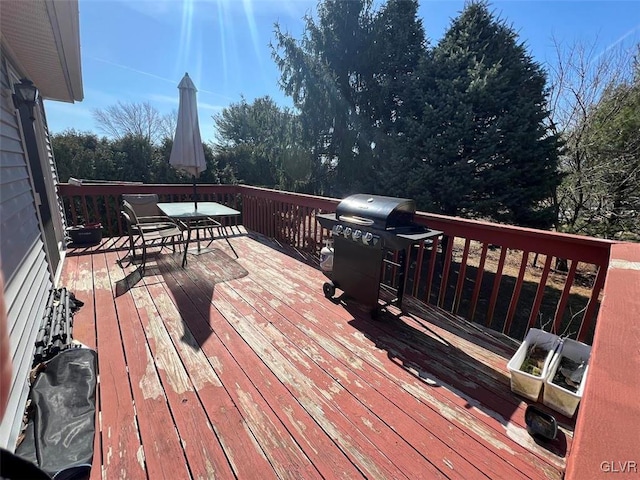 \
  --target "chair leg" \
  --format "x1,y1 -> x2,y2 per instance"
141,244 -> 147,274
128,234 -> 137,262
182,228 -> 192,268
218,225 -> 238,258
